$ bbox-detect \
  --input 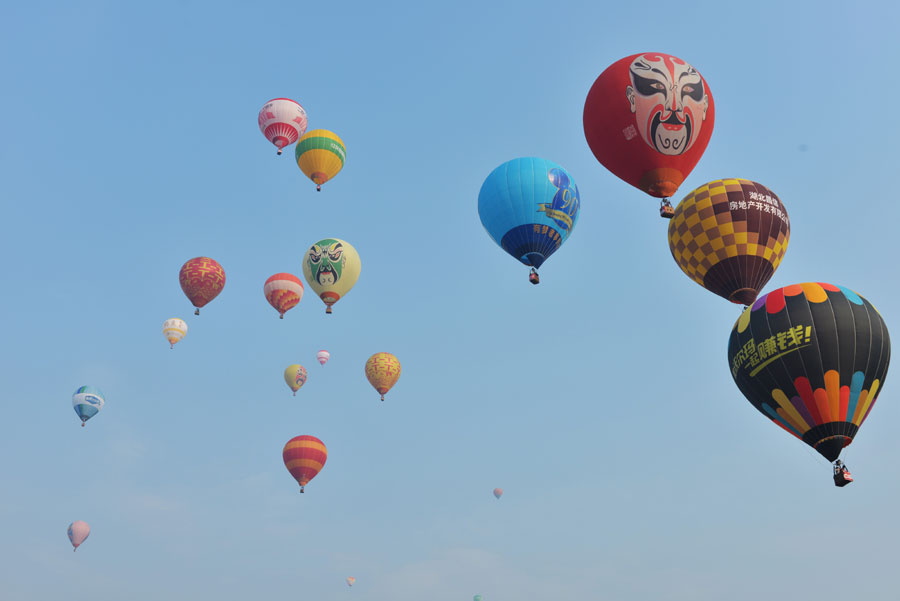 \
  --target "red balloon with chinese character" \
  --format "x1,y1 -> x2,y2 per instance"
583,52 -> 715,200
179,257 -> 226,315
